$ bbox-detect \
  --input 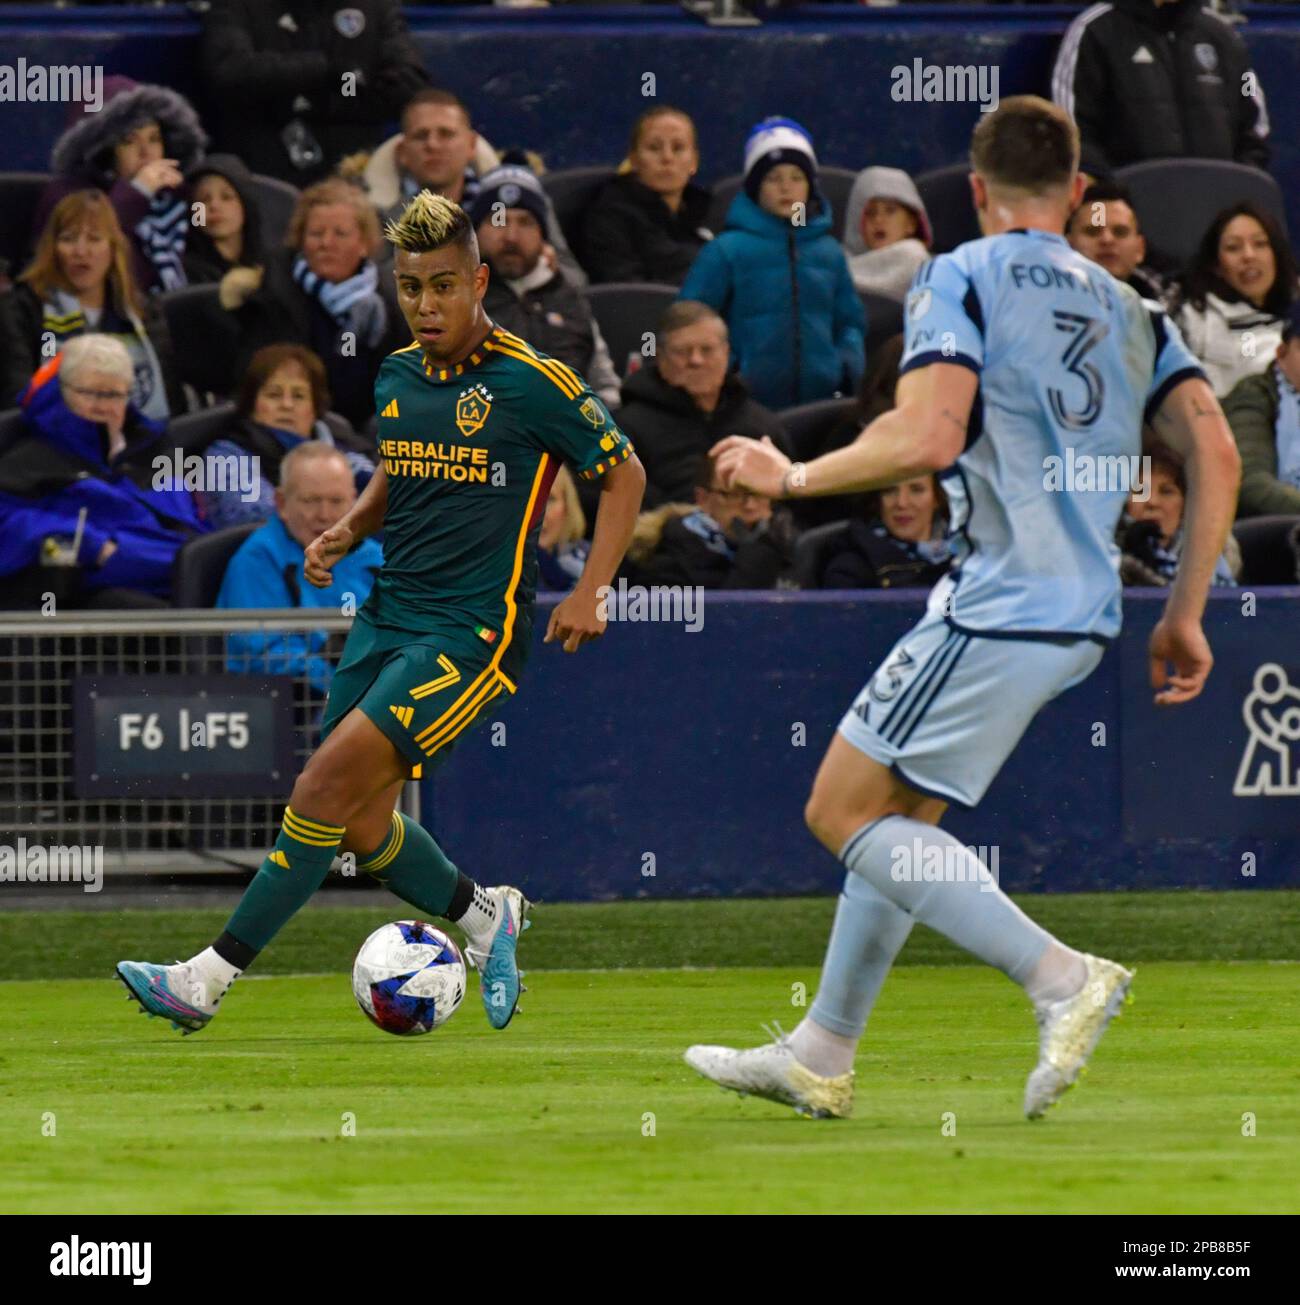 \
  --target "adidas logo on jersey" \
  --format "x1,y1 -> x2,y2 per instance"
390,704 -> 415,728
380,399 -> 400,418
